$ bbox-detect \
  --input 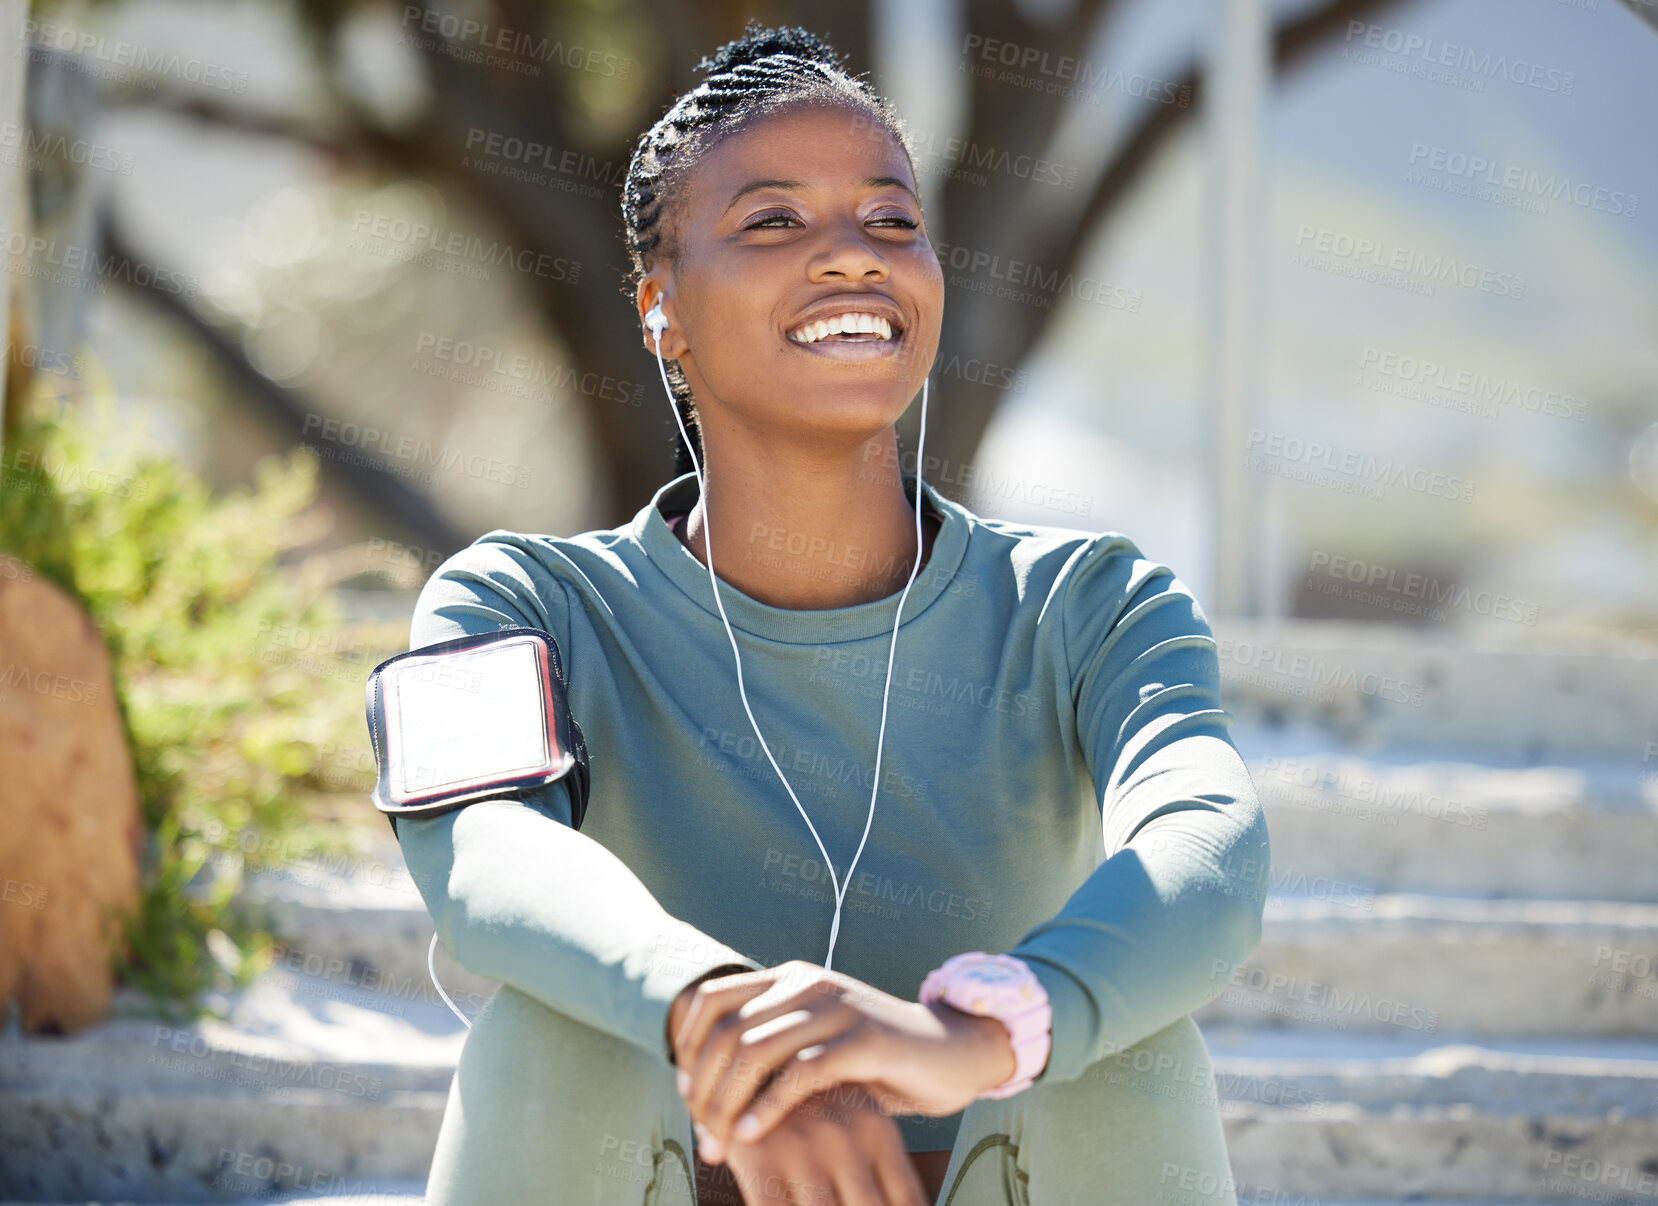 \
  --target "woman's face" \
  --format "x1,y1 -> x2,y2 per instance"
642,99 -> 943,452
